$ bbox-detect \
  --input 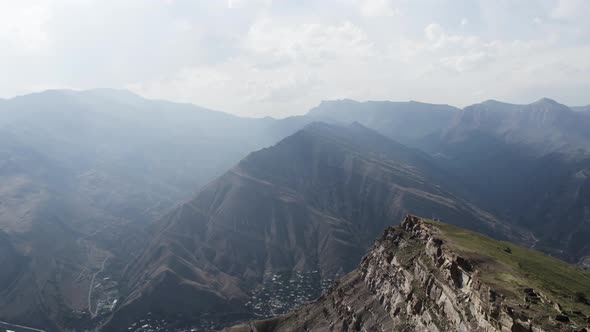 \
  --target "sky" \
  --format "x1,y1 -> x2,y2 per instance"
1,0 -> 589,117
